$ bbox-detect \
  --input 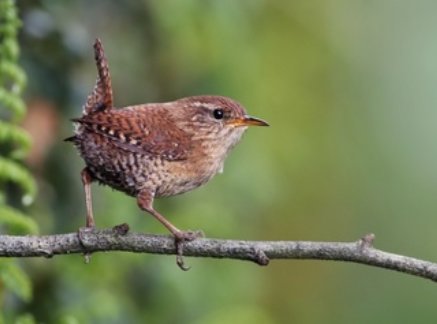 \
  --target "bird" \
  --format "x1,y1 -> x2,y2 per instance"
66,39 -> 269,268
